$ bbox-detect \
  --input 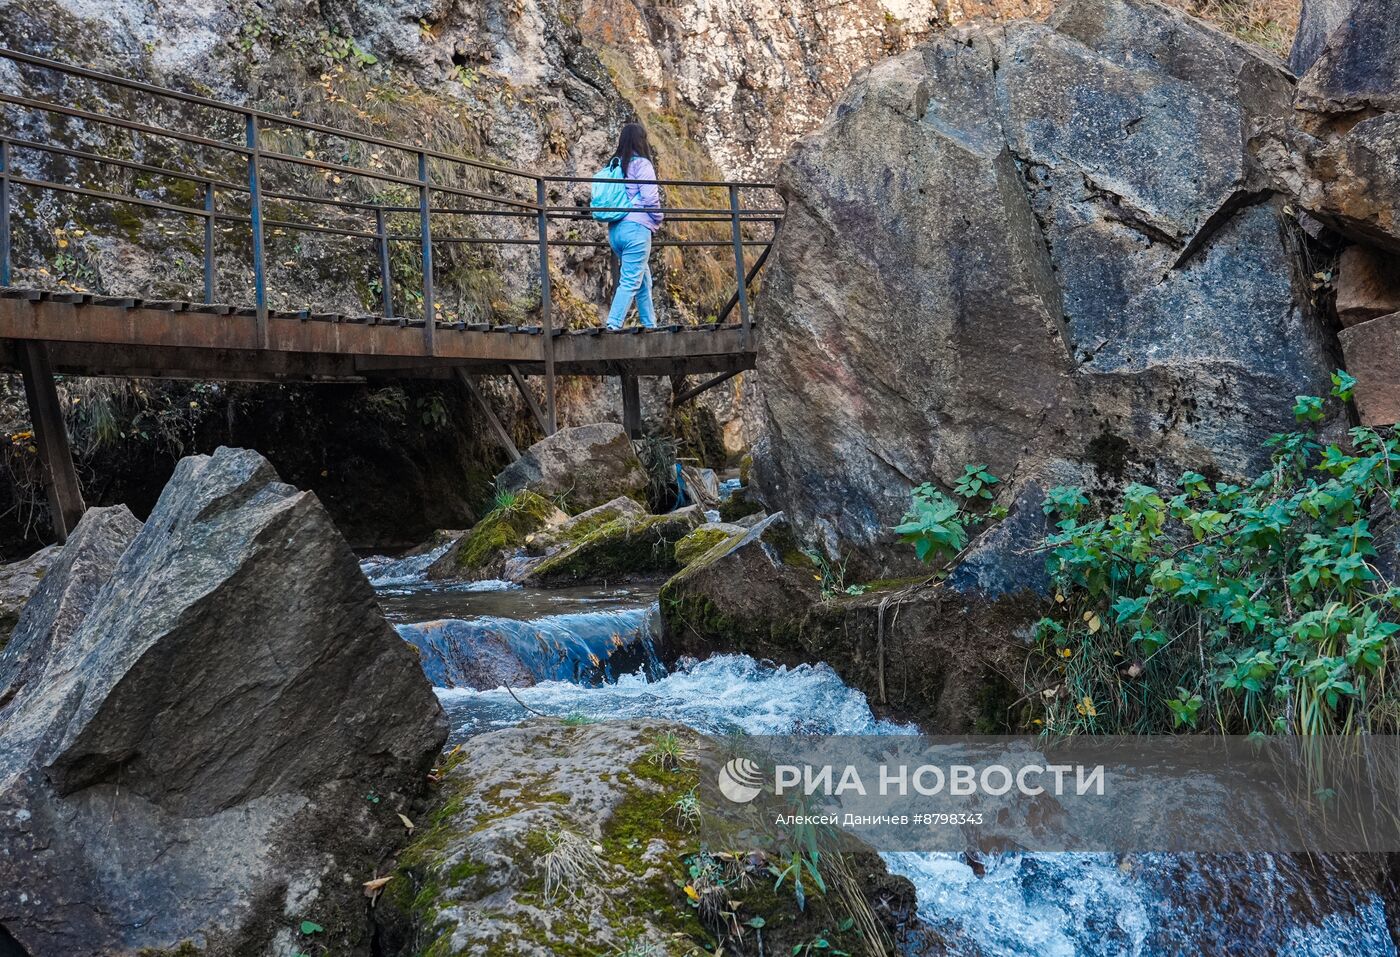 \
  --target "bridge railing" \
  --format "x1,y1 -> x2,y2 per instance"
0,48 -> 782,430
